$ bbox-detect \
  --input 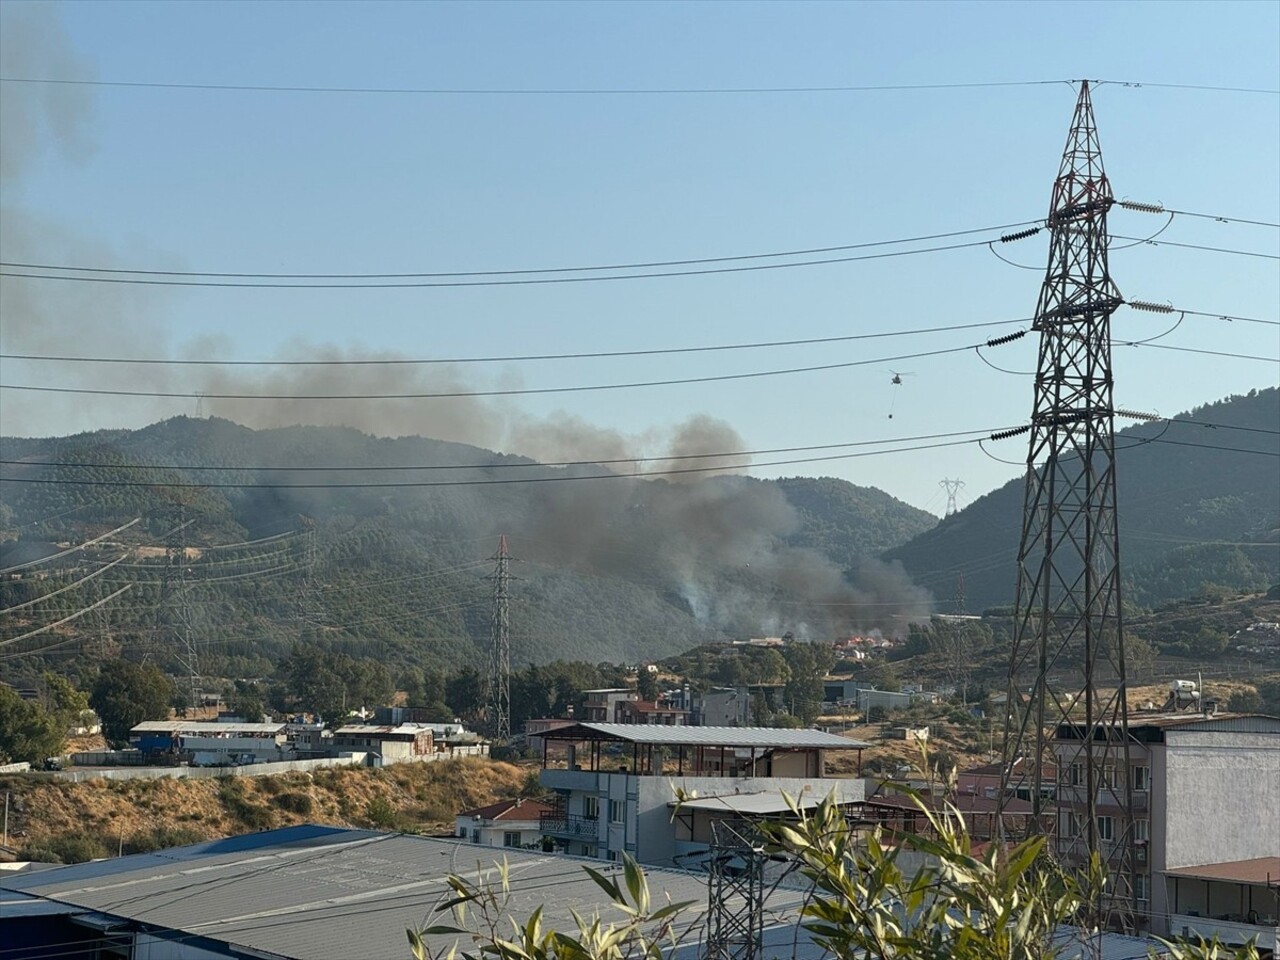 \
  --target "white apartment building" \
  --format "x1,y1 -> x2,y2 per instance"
537,722 -> 868,867
1051,712 -> 1280,949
